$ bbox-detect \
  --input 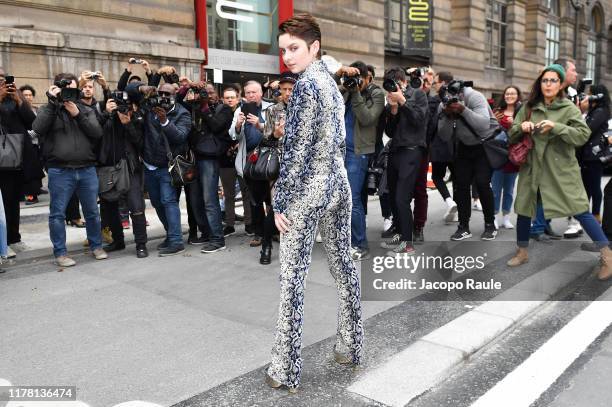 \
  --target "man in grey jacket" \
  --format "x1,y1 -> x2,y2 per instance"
338,61 -> 385,261
437,78 -> 497,241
